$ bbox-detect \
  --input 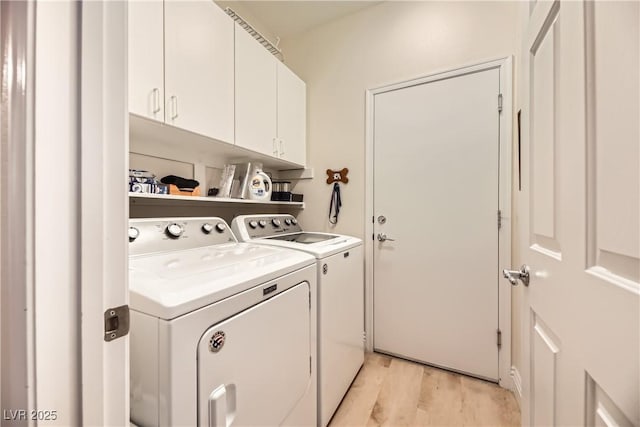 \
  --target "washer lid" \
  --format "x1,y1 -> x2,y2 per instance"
266,232 -> 337,244
129,243 -> 315,320
256,233 -> 362,258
